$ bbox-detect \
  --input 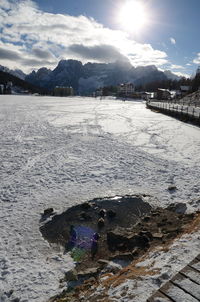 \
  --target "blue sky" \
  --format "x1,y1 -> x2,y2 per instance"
0,0 -> 200,76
